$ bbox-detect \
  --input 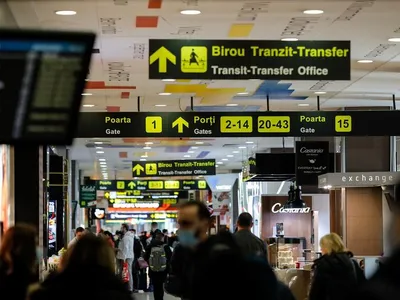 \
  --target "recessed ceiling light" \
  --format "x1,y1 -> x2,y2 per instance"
195,142 -> 204,145
99,158 -> 106,161
357,59 -> 373,63
215,165 -> 219,168
303,9 -> 324,15
100,162 -> 106,165
158,92 -> 171,96
237,92 -> 249,95
140,158 -> 147,161
94,142 -> 103,145
281,37 -> 299,41
227,155 -> 234,158
298,103 -> 310,107
82,104 -> 95,107
96,151 -> 104,154
388,38 -> 400,42
232,151 -> 239,154
180,9 -> 201,15
184,155 -> 191,158
226,103 -> 238,107
143,146 -> 152,150
95,146 -> 103,149
155,104 -> 167,107
217,162 -> 224,165
191,147 -> 198,149
188,151 -> 195,154
314,91 -> 326,94
222,158 -> 228,161
246,141 -> 254,144
162,79 -> 176,82
81,93 -> 92,96
55,10 -> 77,16
238,146 -> 247,149
145,142 -> 153,145
141,155 -> 148,158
